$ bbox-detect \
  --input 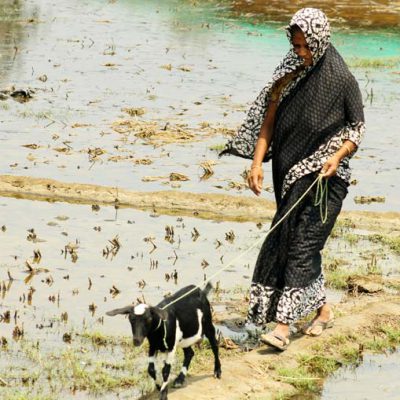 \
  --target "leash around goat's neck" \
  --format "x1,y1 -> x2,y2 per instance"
155,316 -> 168,350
